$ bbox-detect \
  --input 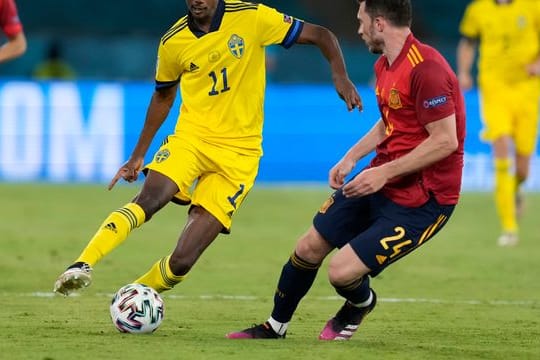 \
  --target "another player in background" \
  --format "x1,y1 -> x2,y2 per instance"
0,0 -> 26,63
53,0 -> 361,296
457,0 -> 540,247
227,0 -> 465,340
32,40 -> 76,80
